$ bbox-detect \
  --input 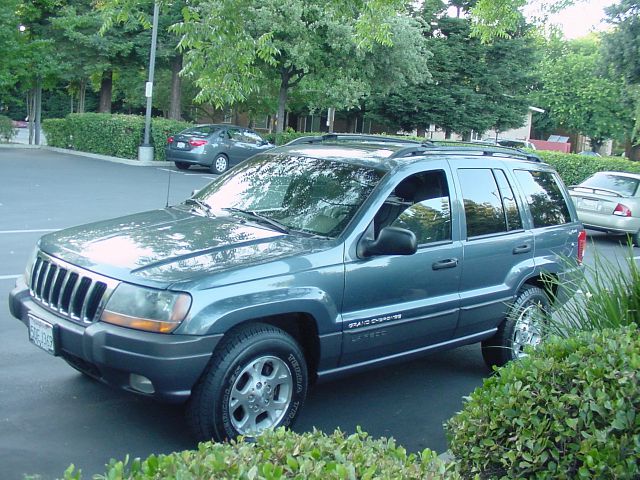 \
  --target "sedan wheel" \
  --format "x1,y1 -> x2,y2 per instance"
210,154 -> 229,174
175,161 -> 190,170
